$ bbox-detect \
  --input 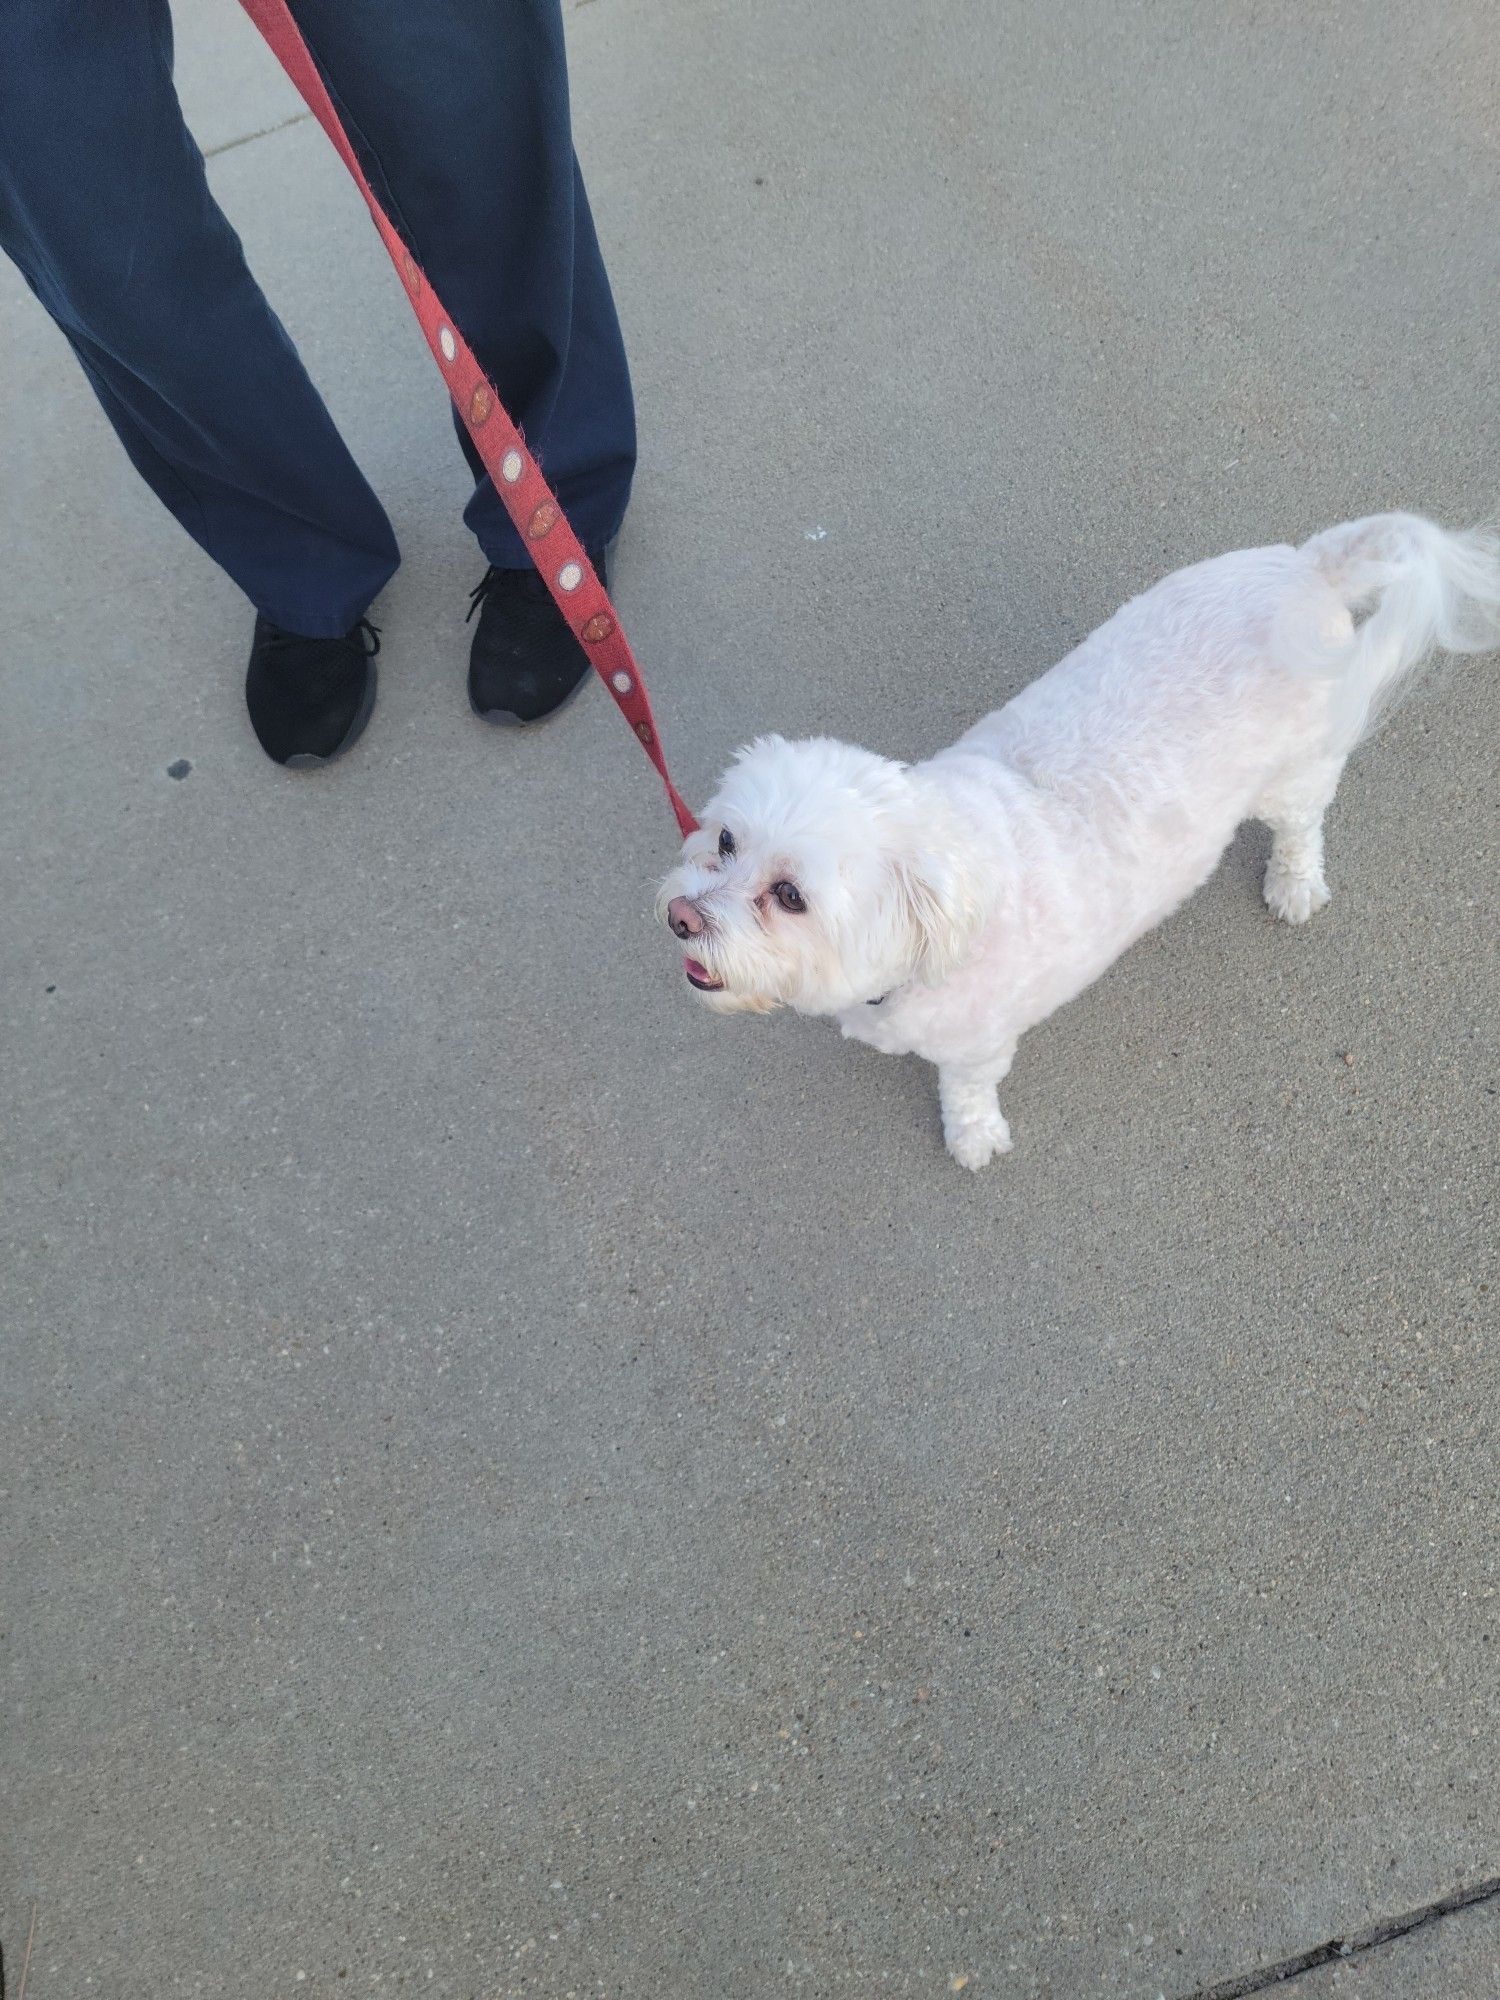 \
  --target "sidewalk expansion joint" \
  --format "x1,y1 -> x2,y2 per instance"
205,110 -> 312,159
1181,1873 -> 1500,1999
